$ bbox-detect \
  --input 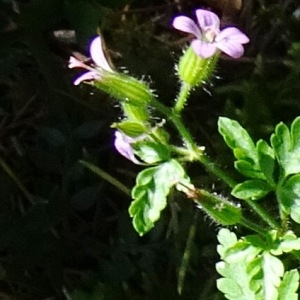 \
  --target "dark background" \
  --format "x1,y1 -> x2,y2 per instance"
0,0 -> 300,299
